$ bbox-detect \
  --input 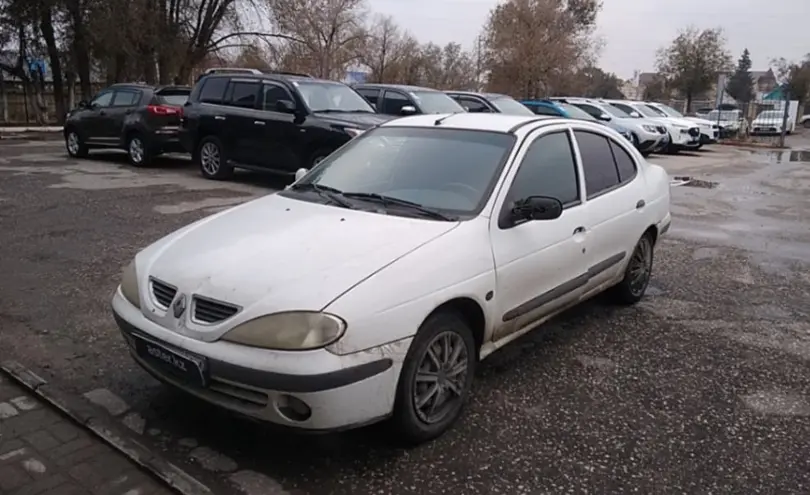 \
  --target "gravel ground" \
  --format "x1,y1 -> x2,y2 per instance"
1,138 -> 809,494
